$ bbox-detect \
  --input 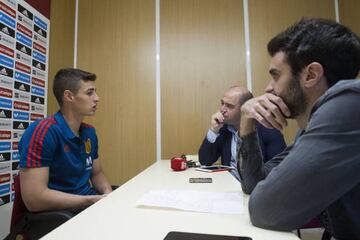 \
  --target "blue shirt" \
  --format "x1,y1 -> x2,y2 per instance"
19,111 -> 98,195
